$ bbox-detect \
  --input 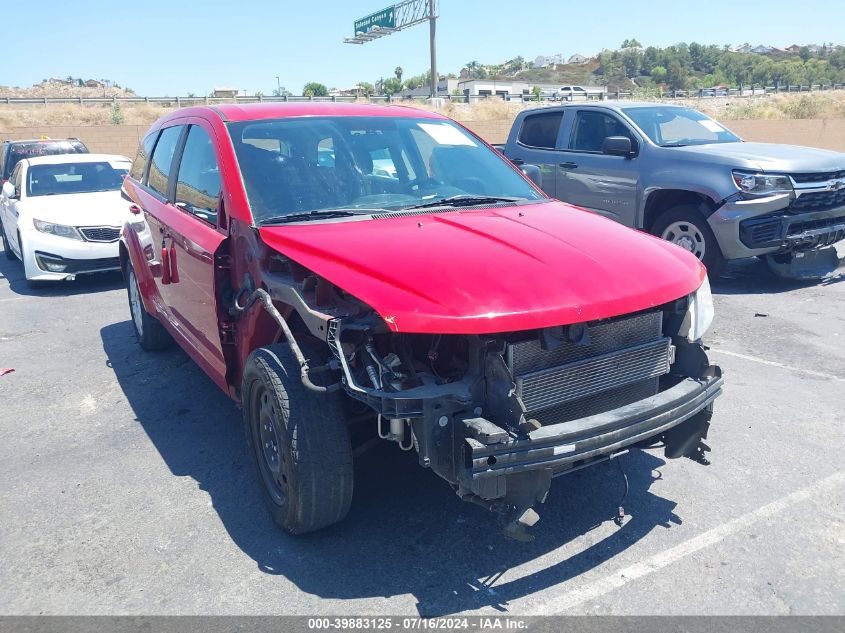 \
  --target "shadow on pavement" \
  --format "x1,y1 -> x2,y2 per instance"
101,319 -> 684,616
711,256 -> 845,296
0,254 -> 123,297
